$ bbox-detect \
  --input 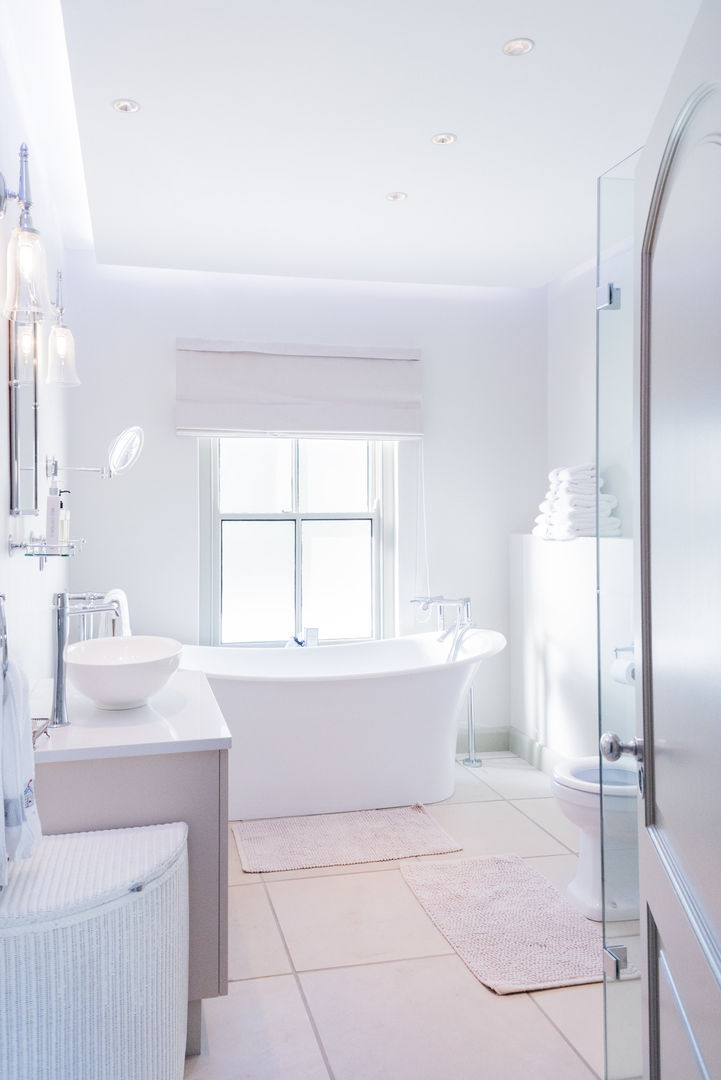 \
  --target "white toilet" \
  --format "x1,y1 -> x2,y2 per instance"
551,756 -> 639,921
